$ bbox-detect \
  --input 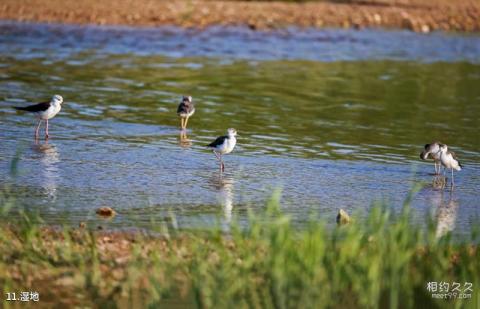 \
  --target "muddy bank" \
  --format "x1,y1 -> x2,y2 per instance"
0,0 -> 479,33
